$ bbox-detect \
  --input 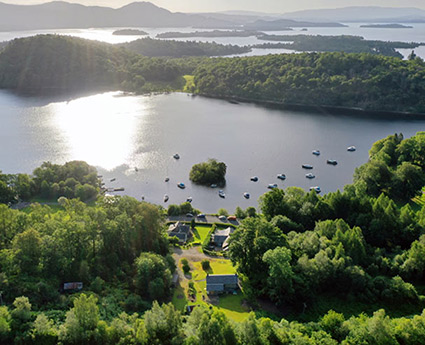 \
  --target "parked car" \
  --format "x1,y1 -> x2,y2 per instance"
227,216 -> 237,221
197,213 -> 206,219
186,213 -> 194,218
218,215 -> 227,221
